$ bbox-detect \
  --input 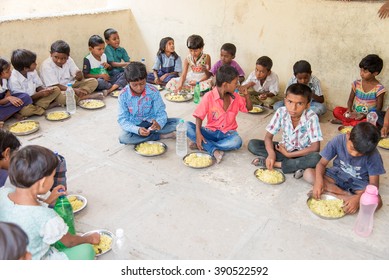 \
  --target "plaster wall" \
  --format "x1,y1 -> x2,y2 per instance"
1,0 -> 388,110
